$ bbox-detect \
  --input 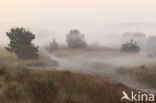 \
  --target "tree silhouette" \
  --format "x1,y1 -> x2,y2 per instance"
121,40 -> 140,53
49,39 -> 59,50
66,29 -> 87,48
5,27 -> 39,60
